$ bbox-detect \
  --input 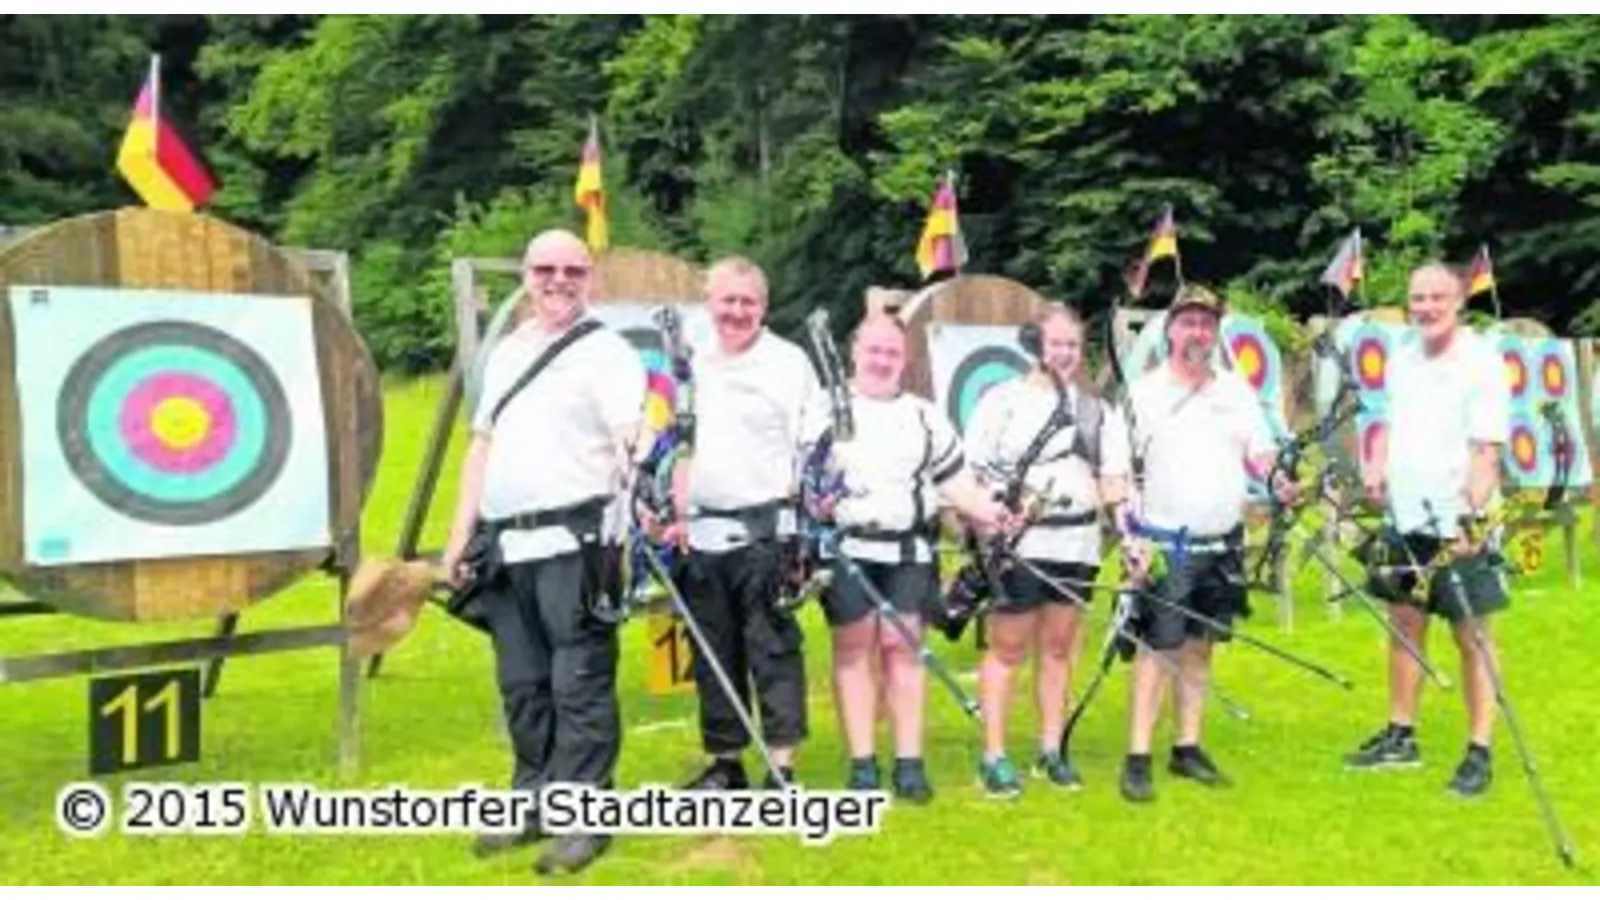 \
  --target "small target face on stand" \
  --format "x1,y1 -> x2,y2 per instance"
1229,332 -> 1267,391
1355,335 -> 1388,392
55,321 -> 291,526
1505,349 -> 1529,401
946,346 -> 1030,433
1540,351 -> 1567,401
